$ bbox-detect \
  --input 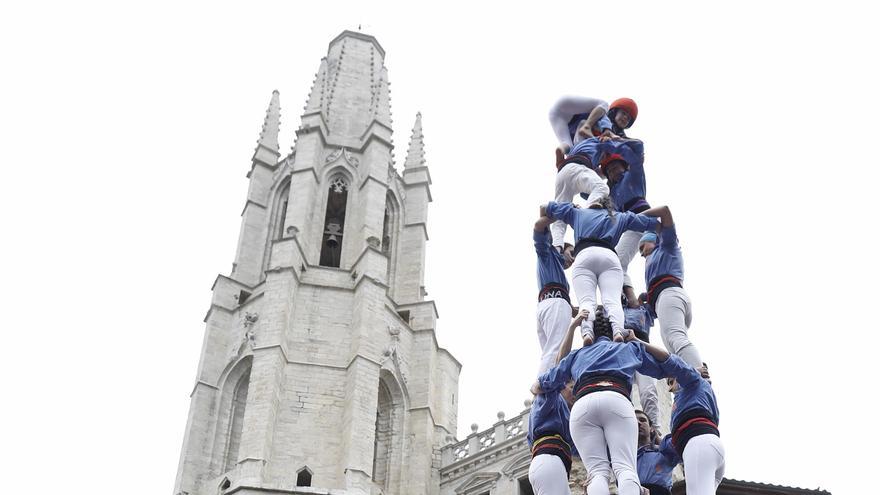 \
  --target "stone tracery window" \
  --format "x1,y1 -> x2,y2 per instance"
372,381 -> 394,488
223,369 -> 251,473
319,174 -> 350,267
274,181 -> 290,241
